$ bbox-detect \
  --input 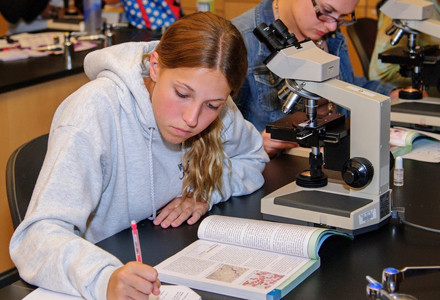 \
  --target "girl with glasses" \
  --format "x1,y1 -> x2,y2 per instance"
232,0 -> 398,158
